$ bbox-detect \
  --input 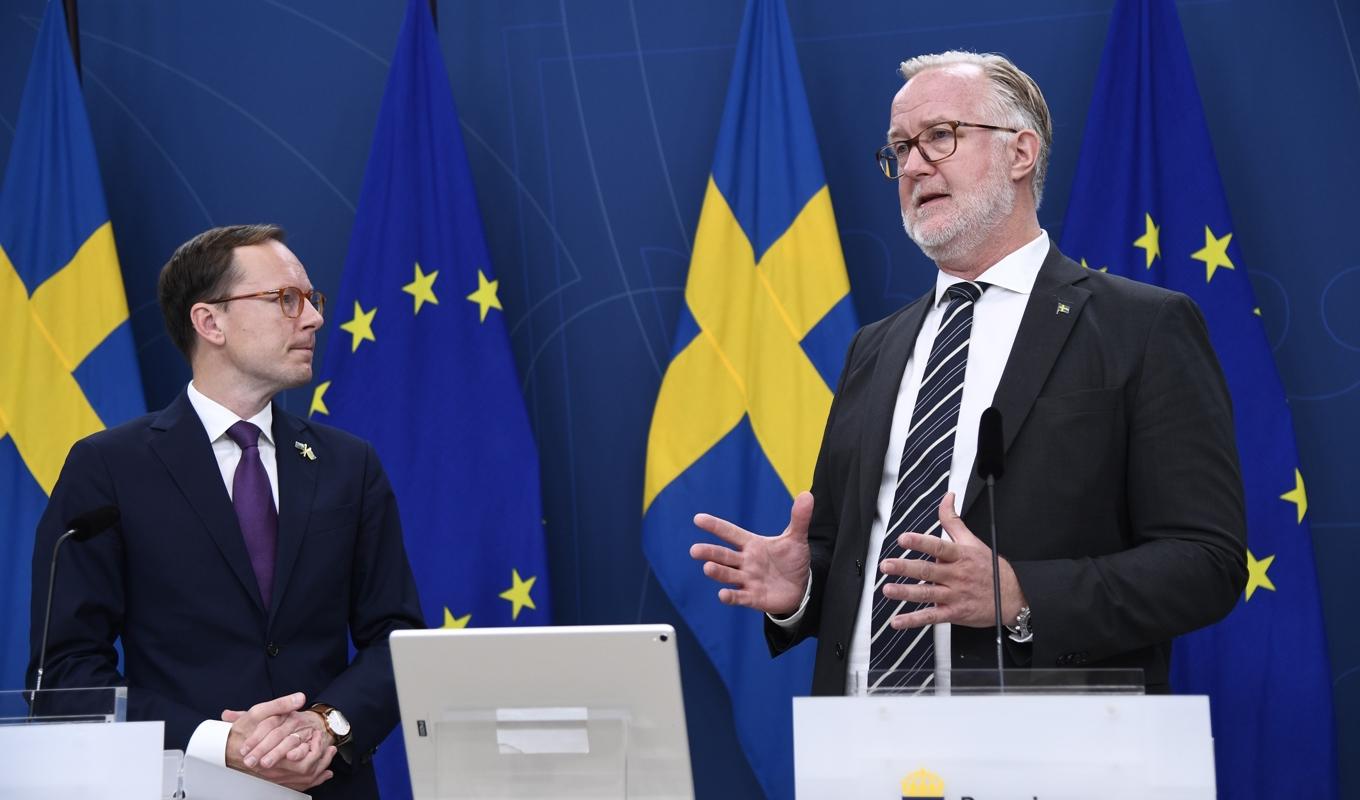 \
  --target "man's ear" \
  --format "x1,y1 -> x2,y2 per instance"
190,302 -> 226,349
1010,129 -> 1040,184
